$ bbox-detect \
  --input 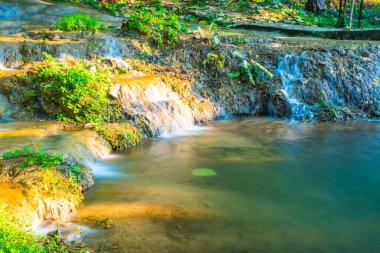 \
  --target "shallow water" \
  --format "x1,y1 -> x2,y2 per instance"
68,118 -> 380,253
